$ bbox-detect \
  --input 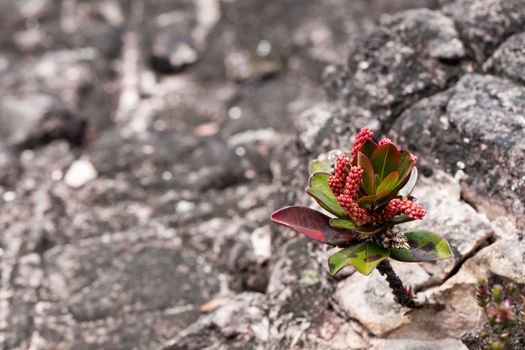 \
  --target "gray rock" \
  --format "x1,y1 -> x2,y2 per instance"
149,11 -> 198,72
334,270 -> 410,336
162,293 -> 269,350
0,94 -> 55,145
400,170 -> 494,286
380,8 -> 465,59
483,32 -> 525,83
372,338 -> 469,350
332,17 -> 464,124
443,0 -> 525,63
391,74 -> 525,225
